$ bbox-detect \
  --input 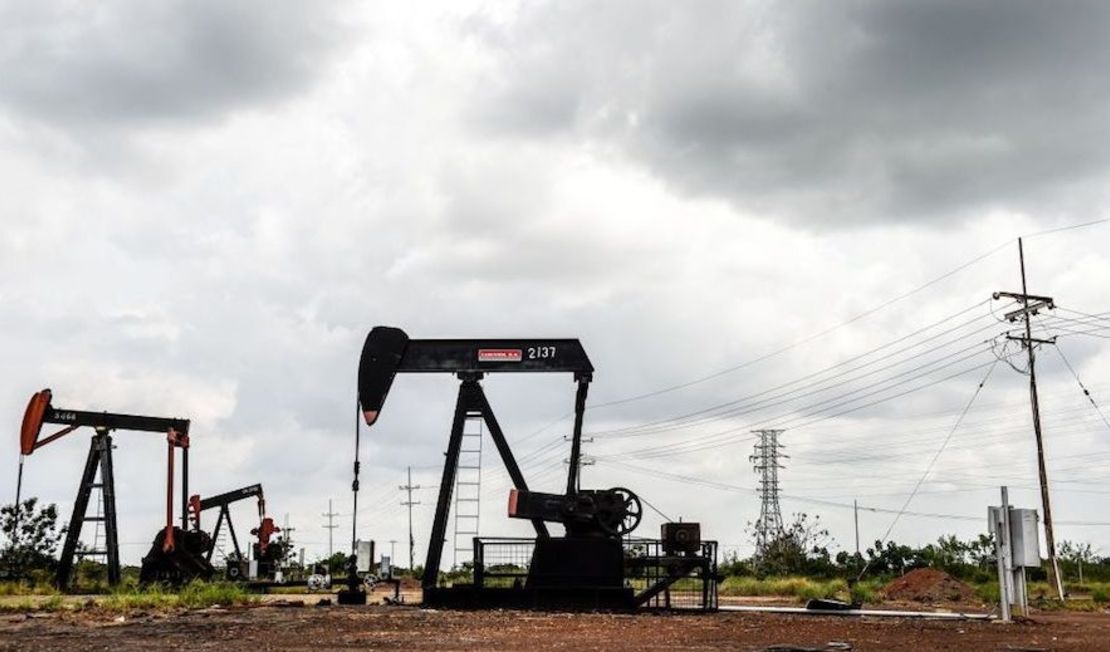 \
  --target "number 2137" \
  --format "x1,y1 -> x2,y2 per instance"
528,346 -> 556,359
